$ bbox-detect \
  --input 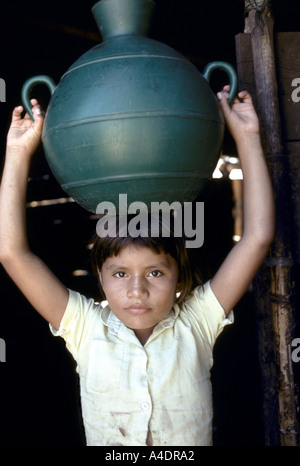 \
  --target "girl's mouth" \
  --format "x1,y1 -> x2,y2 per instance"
125,304 -> 152,315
